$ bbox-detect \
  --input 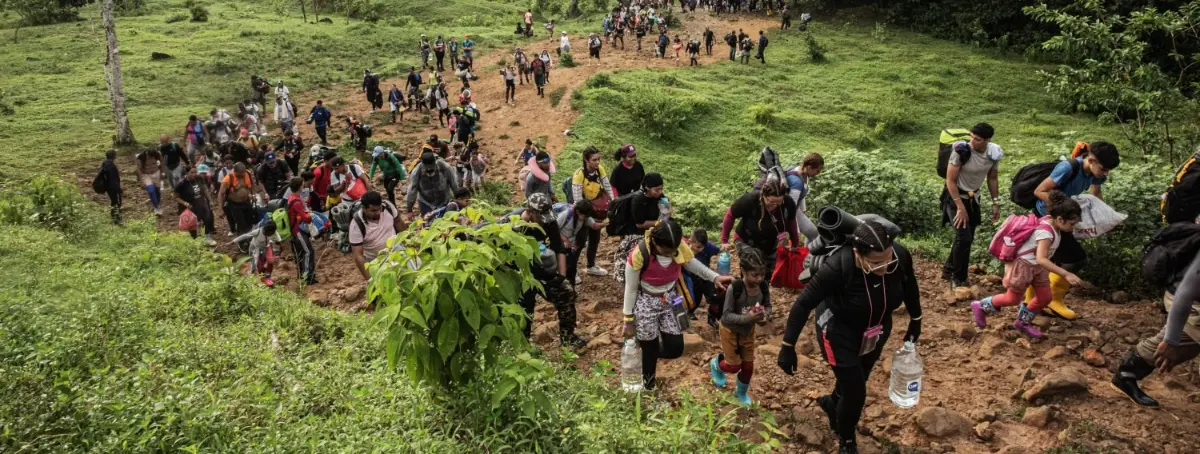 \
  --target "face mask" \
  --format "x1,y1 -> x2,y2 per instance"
655,255 -> 673,267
